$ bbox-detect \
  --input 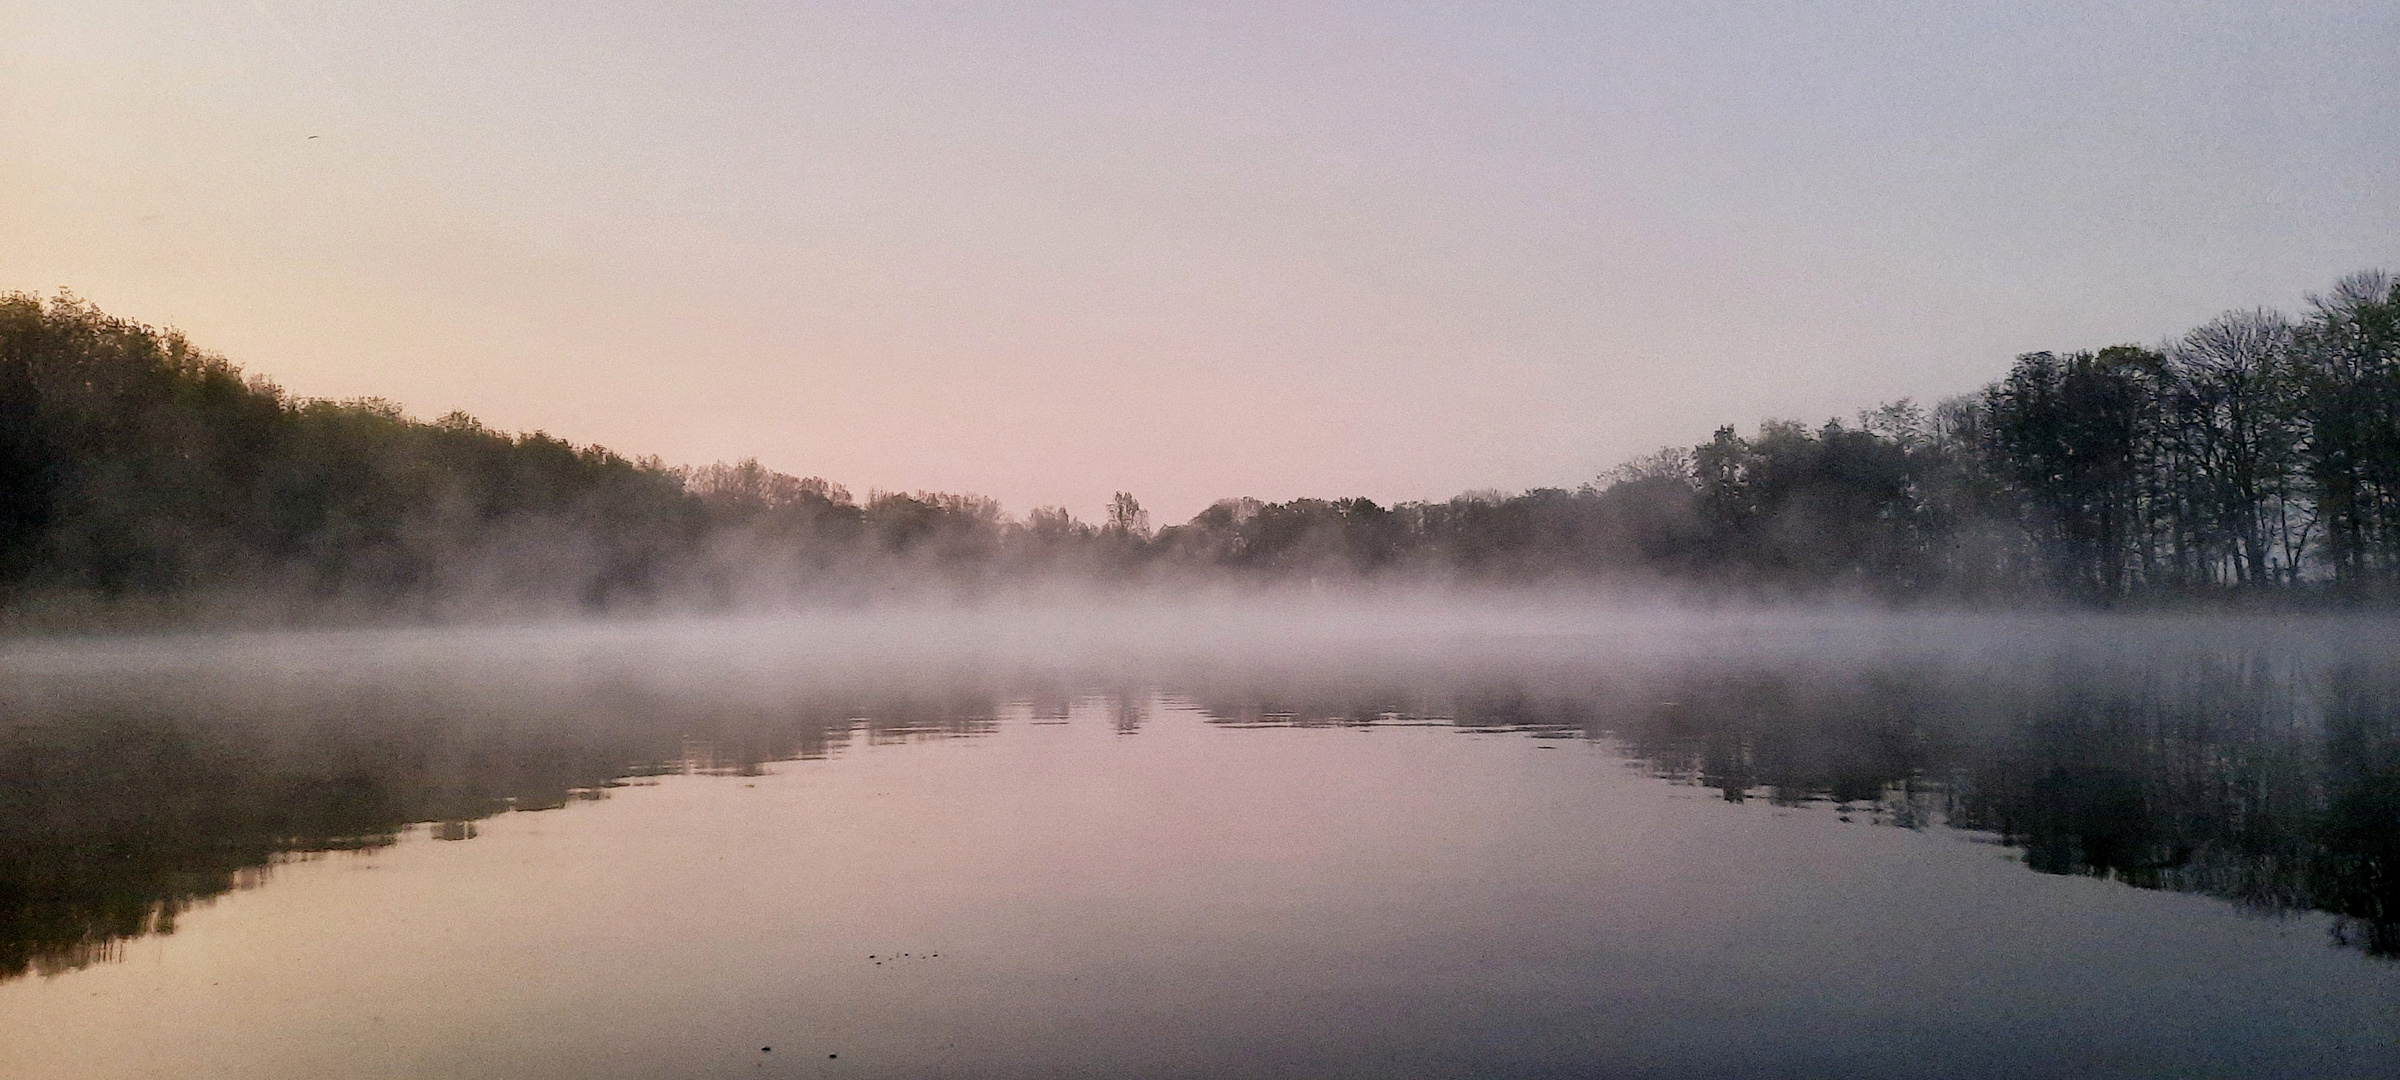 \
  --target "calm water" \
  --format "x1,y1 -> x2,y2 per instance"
3,608 -> 2398,1078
